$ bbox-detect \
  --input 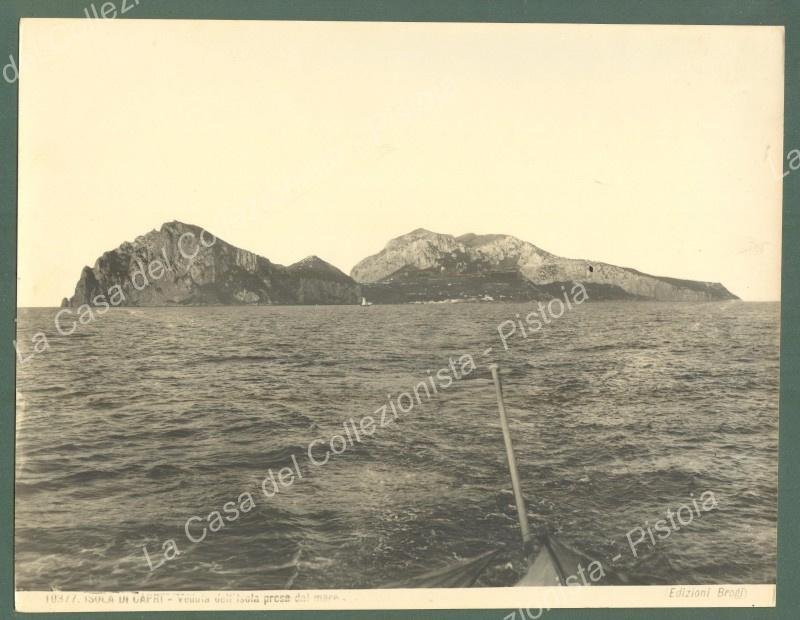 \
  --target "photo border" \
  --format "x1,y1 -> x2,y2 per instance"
1,1 -> 796,618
